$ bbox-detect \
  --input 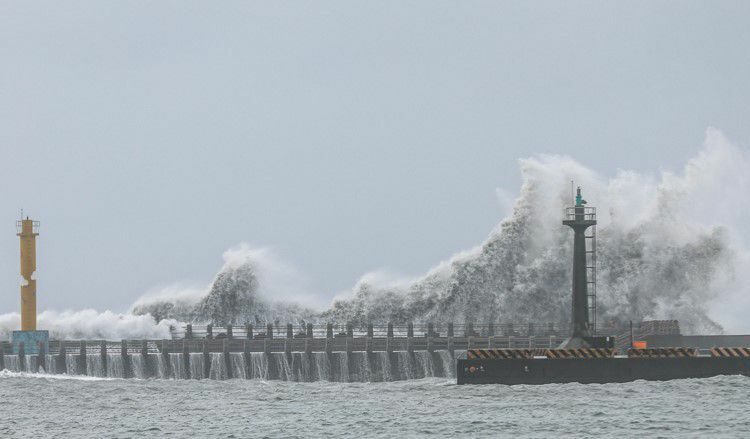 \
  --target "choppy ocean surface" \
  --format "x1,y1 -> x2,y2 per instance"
1,372 -> 749,438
